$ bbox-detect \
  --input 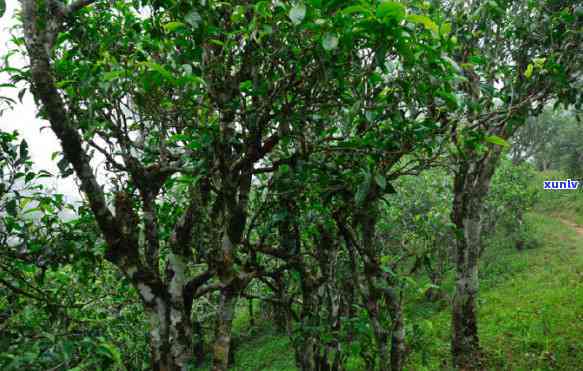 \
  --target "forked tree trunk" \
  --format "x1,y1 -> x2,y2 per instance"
145,295 -> 194,371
